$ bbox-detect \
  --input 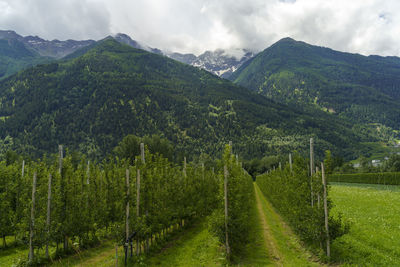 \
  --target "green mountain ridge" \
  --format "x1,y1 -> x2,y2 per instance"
0,39 -> 365,159
0,38 -> 50,79
230,37 -> 400,131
